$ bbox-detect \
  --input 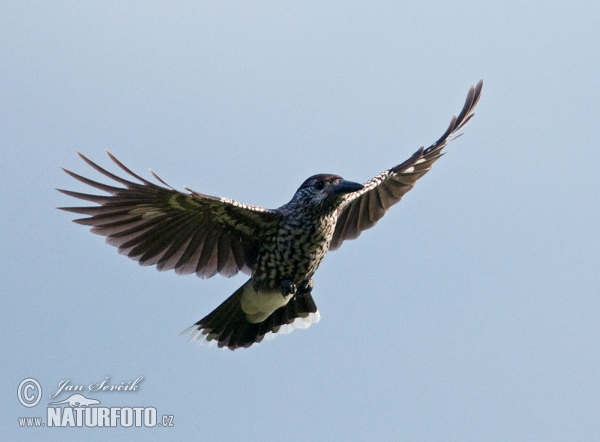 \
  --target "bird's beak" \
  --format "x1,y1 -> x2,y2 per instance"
330,180 -> 364,195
